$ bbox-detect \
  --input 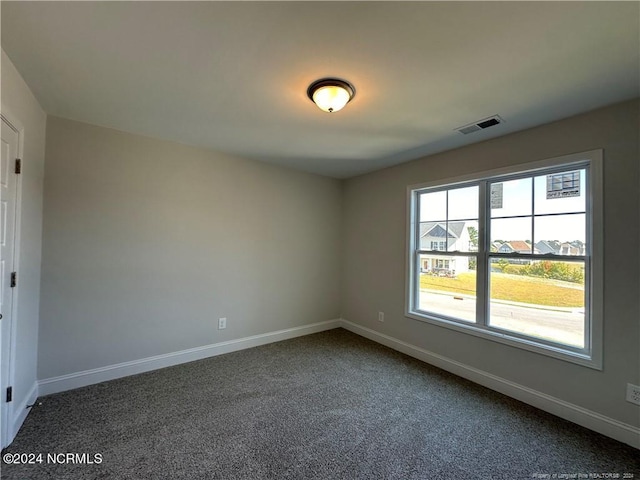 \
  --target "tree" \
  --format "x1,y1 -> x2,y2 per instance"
467,226 -> 478,249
